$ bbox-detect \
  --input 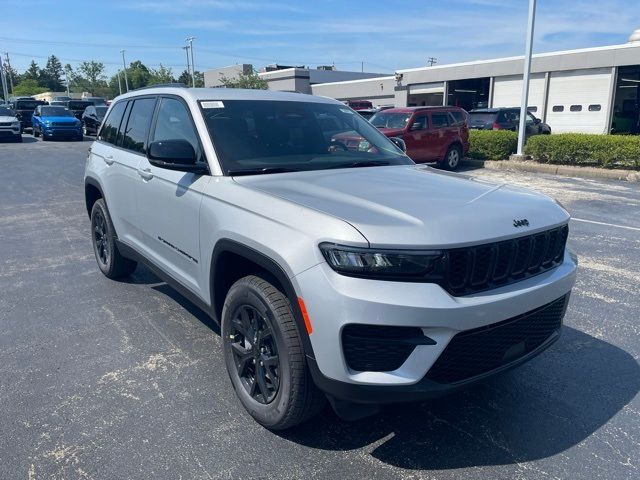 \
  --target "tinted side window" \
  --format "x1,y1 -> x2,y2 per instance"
431,113 -> 449,128
98,101 -> 126,145
151,97 -> 203,162
121,98 -> 156,154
